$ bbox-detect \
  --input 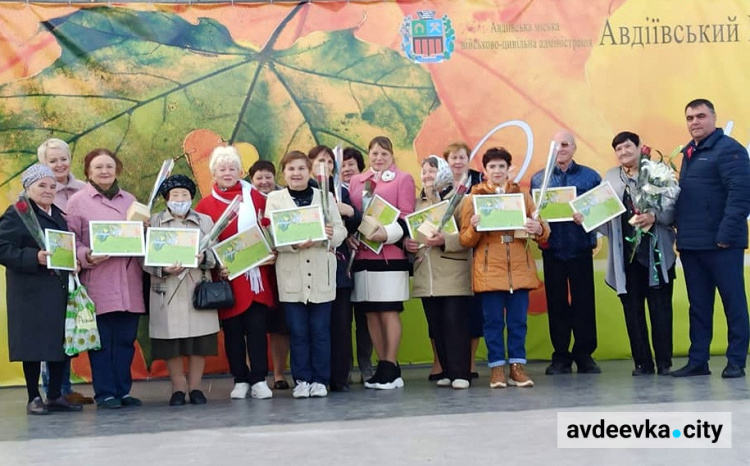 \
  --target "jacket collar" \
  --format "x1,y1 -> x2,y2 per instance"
683,128 -> 723,155
553,160 -> 579,175
160,208 -> 202,226
471,180 -> 520,195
